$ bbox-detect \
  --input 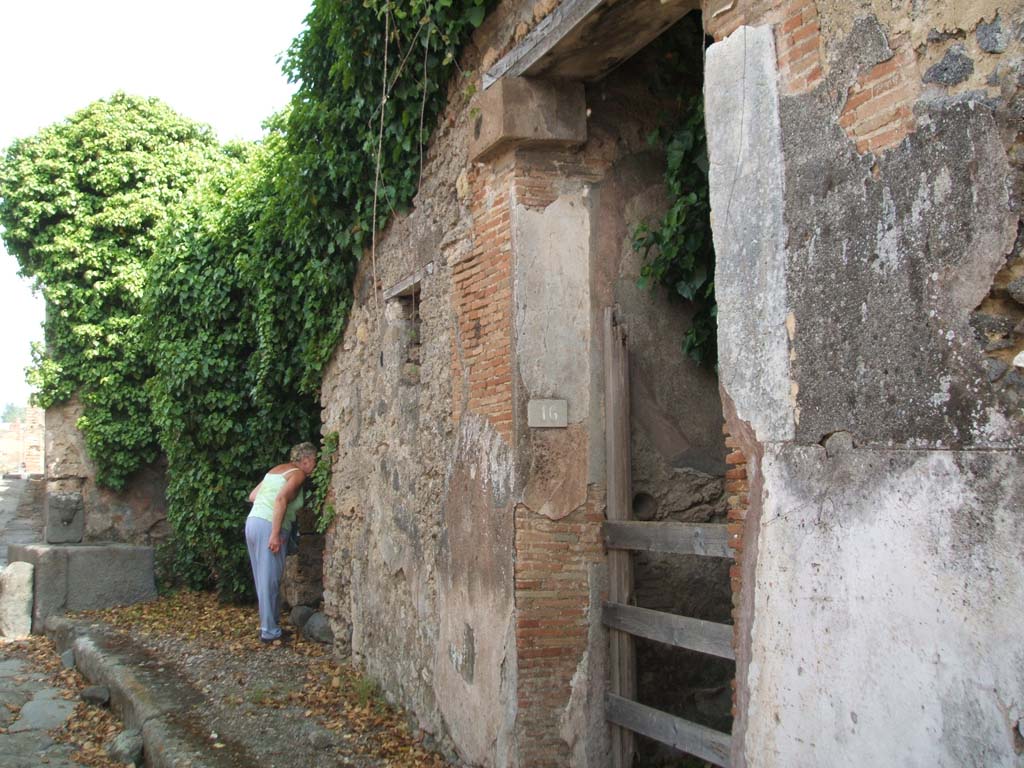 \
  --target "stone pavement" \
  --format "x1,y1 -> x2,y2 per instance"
0,656 -> 79,767
0,477 -> 45,569
0,478 -> 80,766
